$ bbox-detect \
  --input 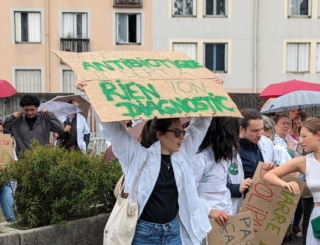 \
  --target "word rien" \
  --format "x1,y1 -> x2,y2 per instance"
83,58 -> 203,72
246,165 -> 296,244
99,81 -> 234,117
220,216 -> 253,245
